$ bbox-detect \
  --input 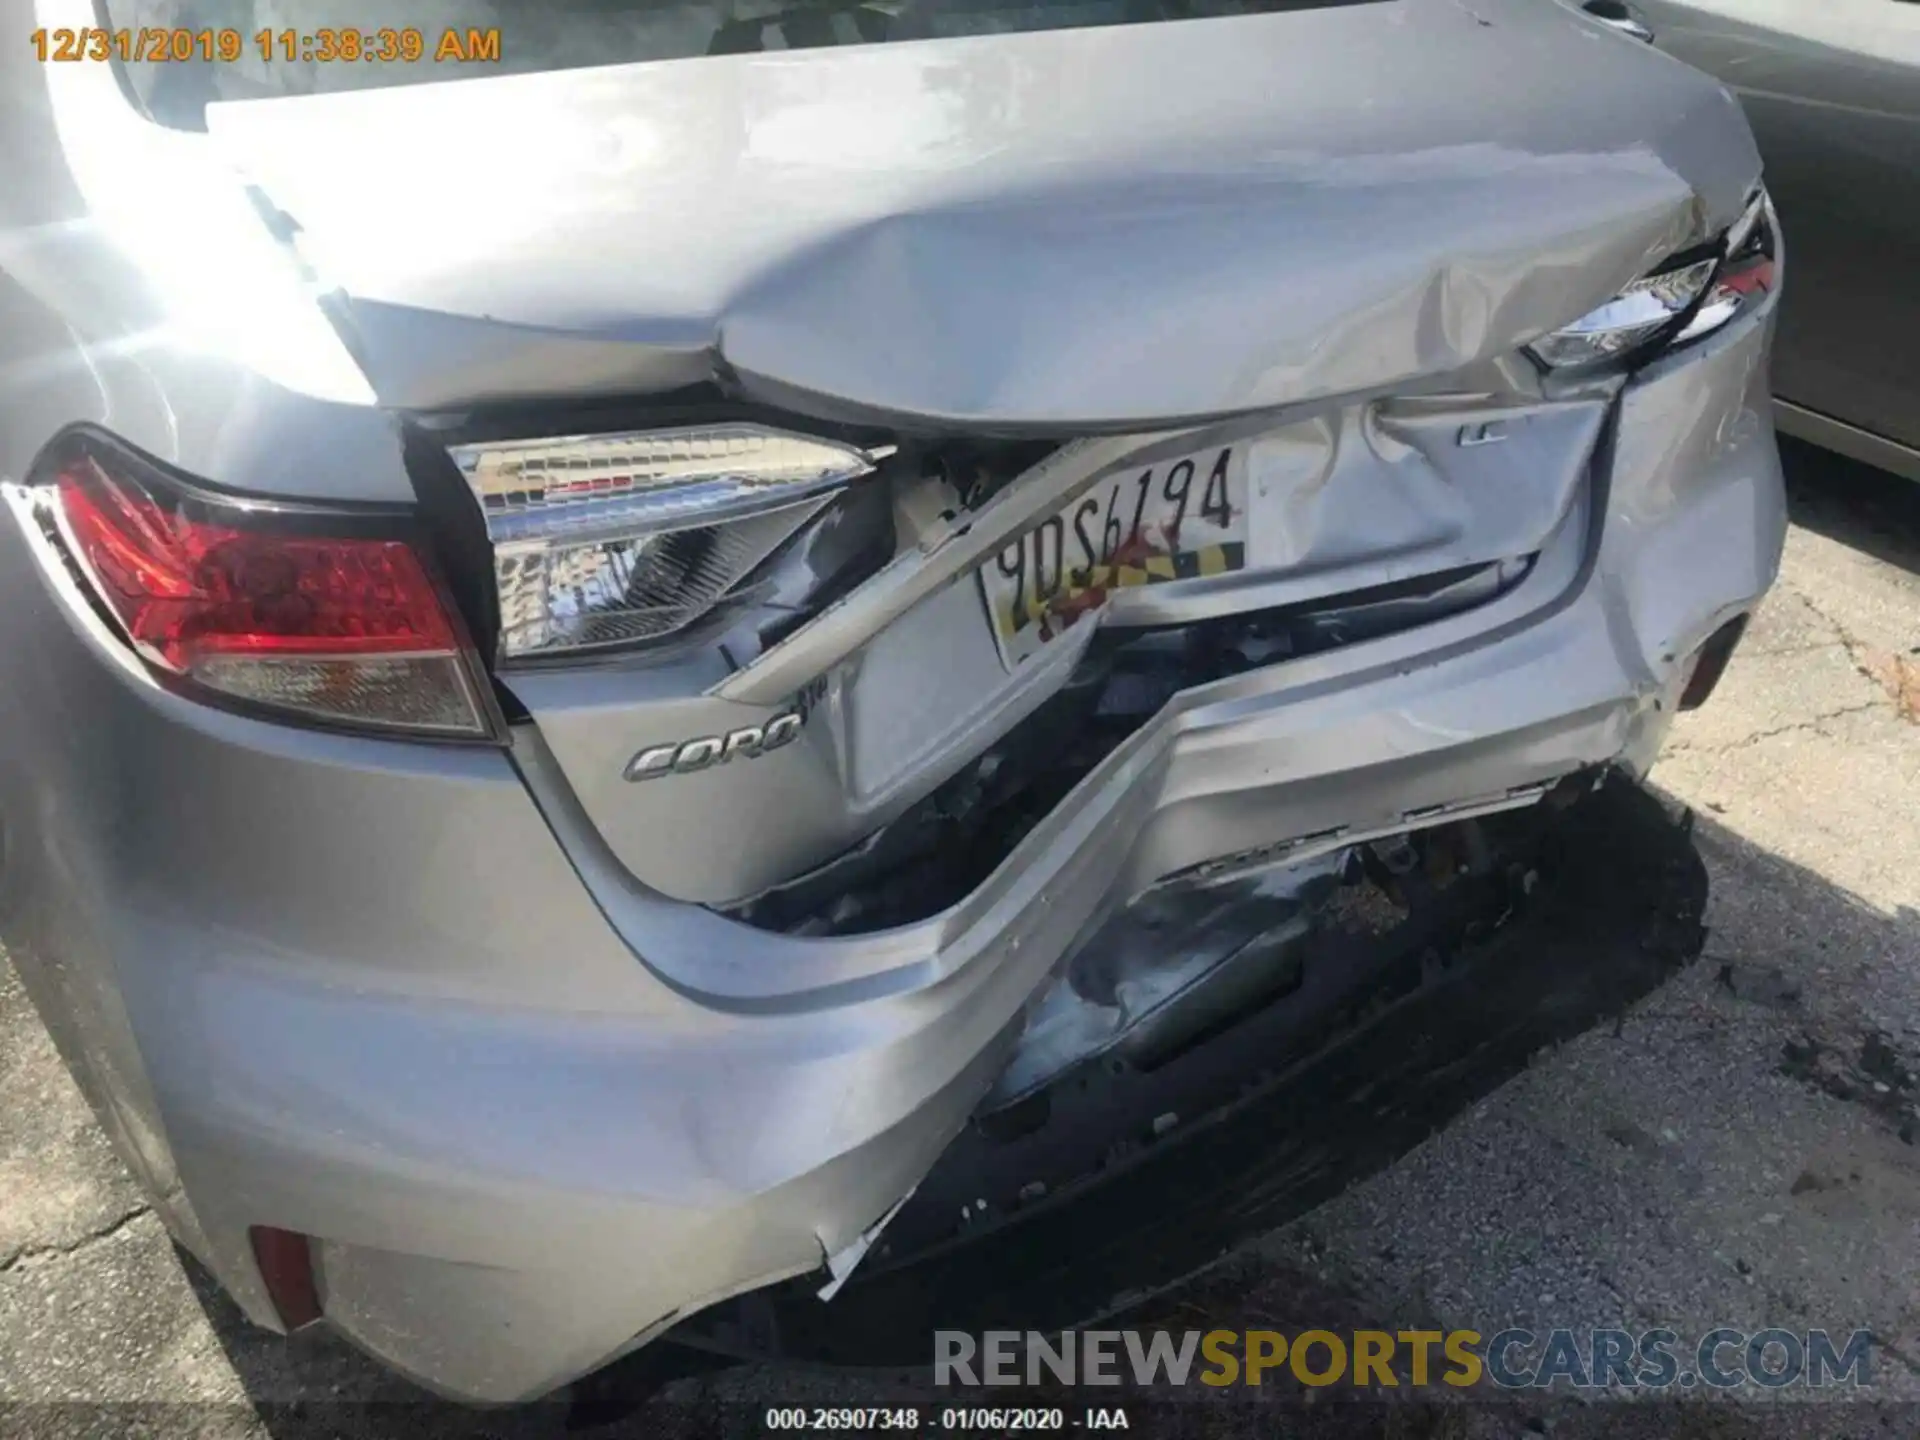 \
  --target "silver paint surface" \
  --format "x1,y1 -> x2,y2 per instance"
0,0 -> 1785,1404
200,0 -> 1756,426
